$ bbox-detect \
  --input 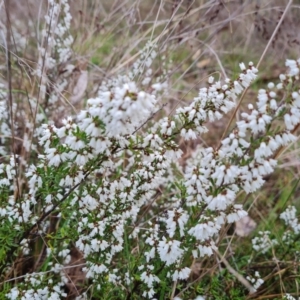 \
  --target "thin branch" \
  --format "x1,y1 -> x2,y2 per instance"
218,0 -> 293,147
215,249 -> 256,295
